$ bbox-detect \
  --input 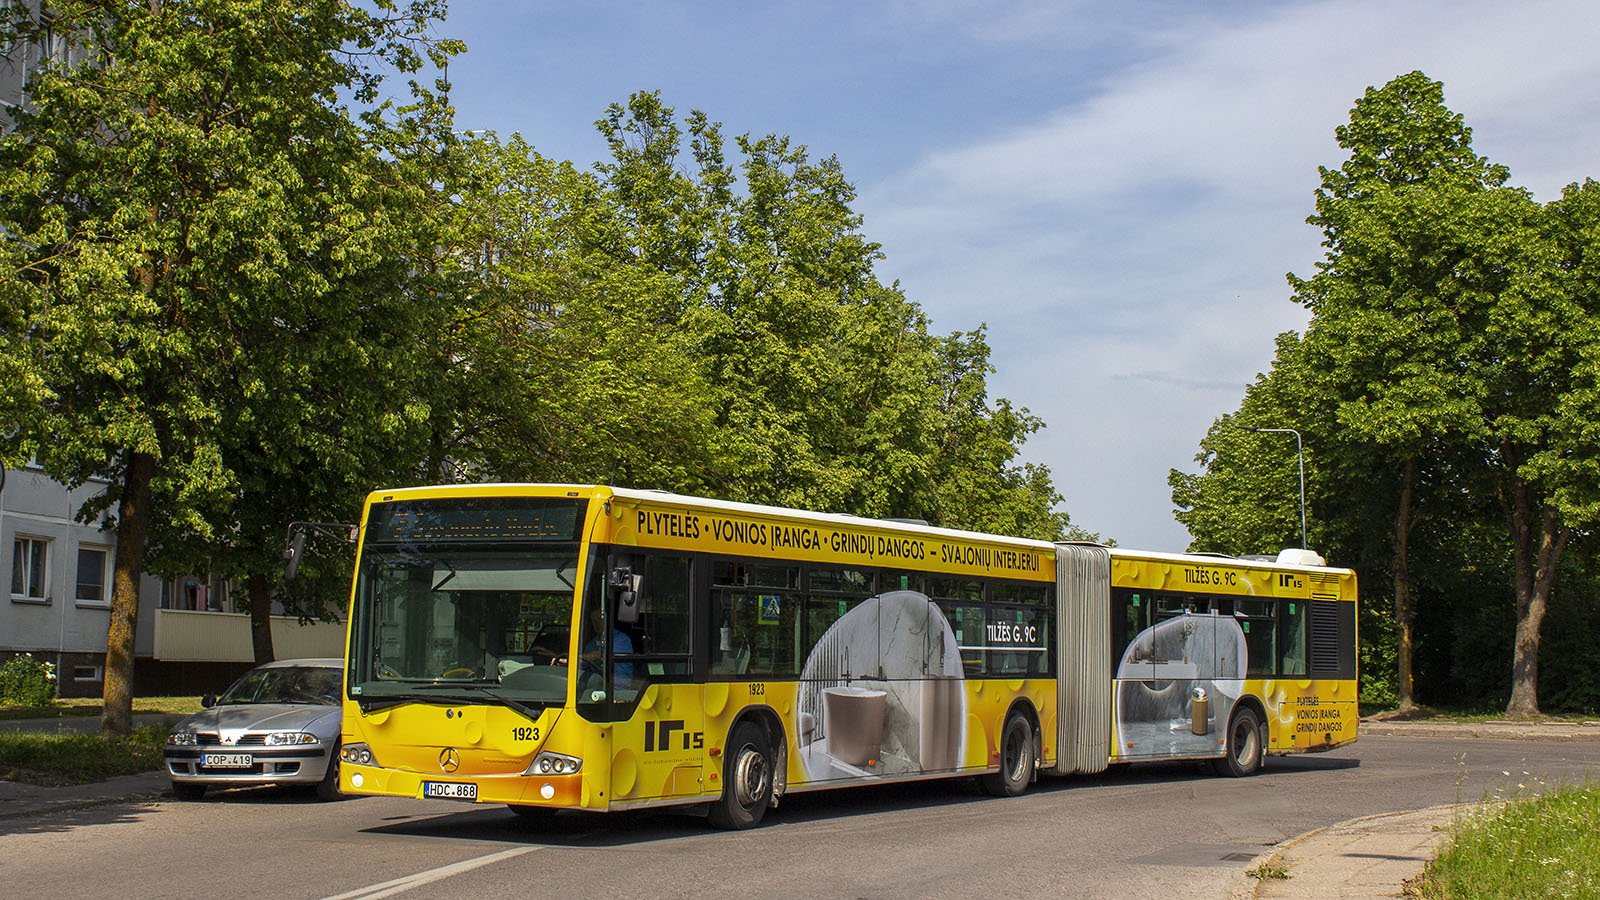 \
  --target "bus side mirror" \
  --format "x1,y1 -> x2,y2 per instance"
609,567 -> 644,624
